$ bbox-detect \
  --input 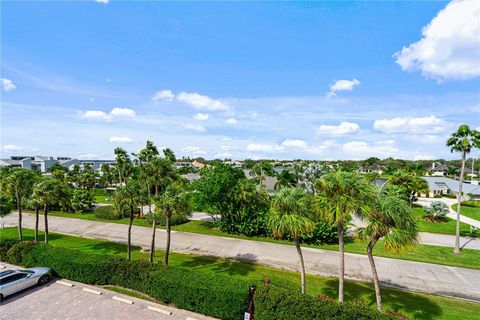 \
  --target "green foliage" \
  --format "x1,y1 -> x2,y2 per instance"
145,212 -> 189,226
462,200 -> 480,208
1,243 -> 249,320
94,205 -> 140,220
71,189 -> 94,213
302,220 -> 339,244
423,201 -> 449,222
254,285 -> 393,320
0,193 -> 14,217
